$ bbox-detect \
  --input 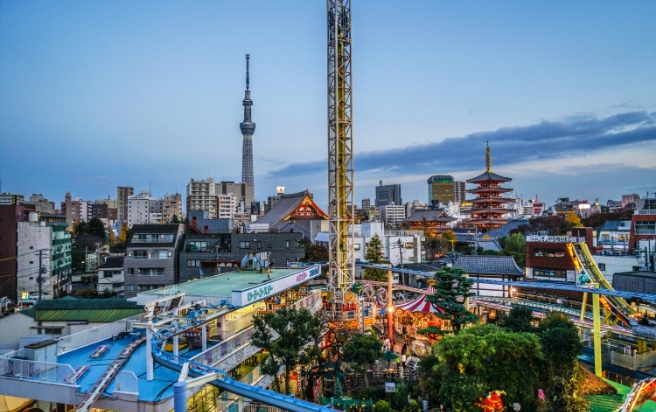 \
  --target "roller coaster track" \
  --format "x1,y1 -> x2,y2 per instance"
150,305 -> 334,412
